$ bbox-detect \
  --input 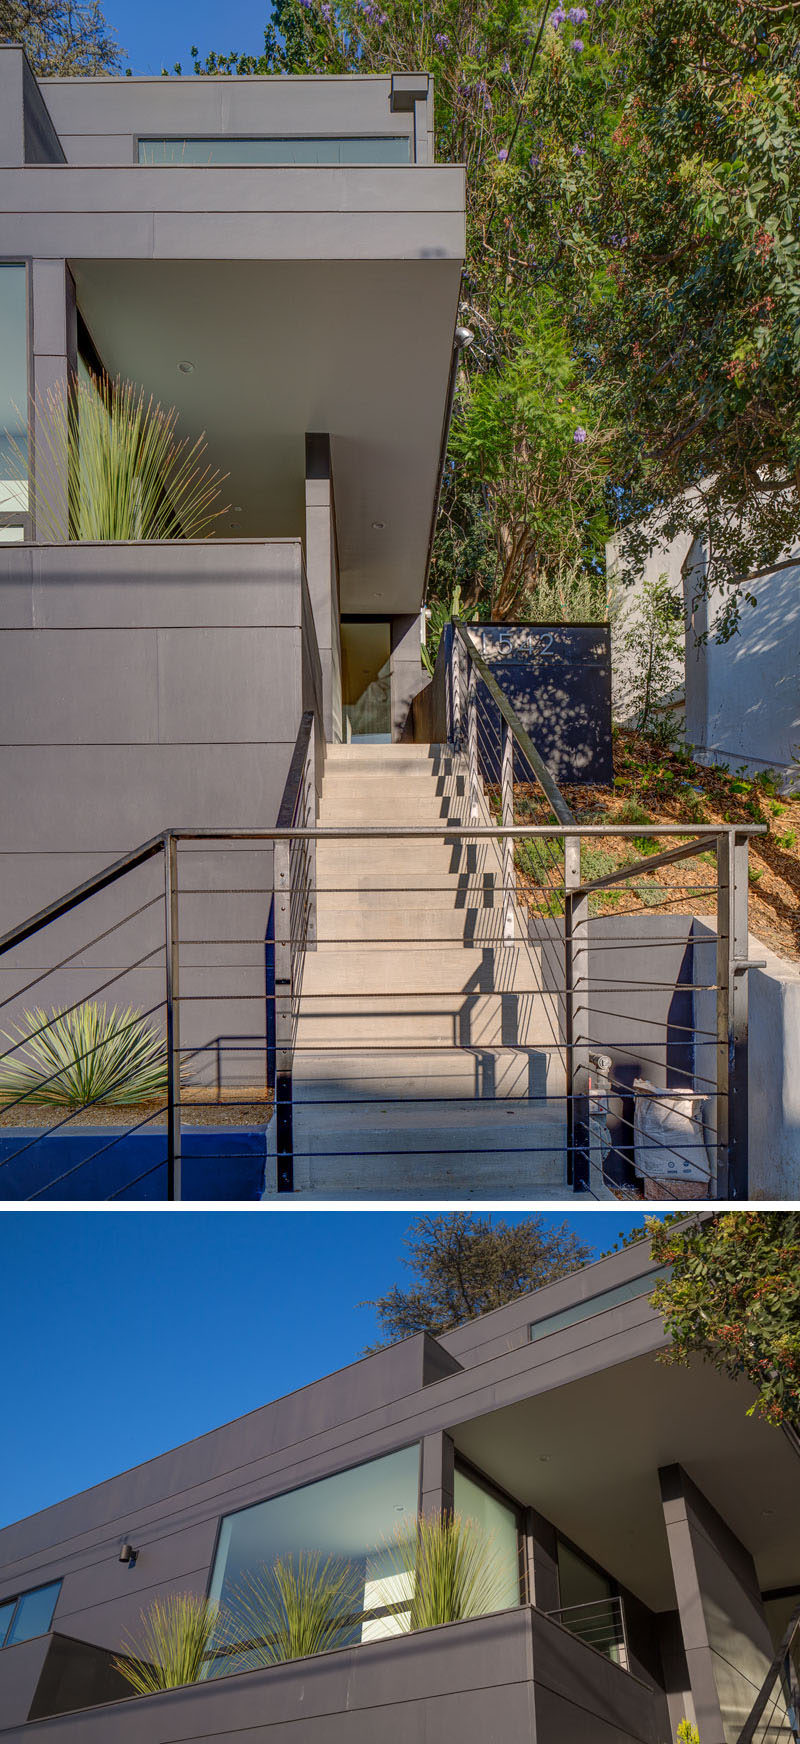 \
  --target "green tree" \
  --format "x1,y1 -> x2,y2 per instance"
586,0 -> 800,638
0,0 -> 122,74
187,0 -> 628,619
362,1212 -> 594,1345
649,1212 -> 800,1427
